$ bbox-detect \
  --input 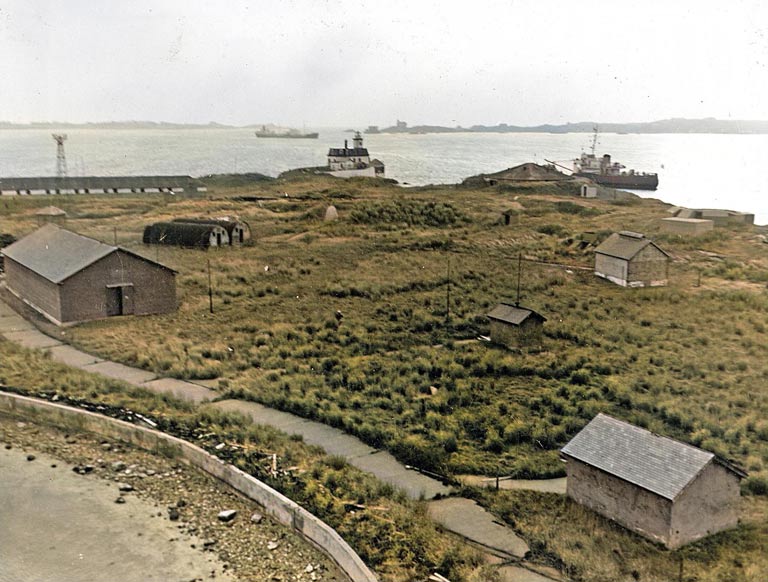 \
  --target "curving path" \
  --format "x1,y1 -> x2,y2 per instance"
0,300 -> 552,574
